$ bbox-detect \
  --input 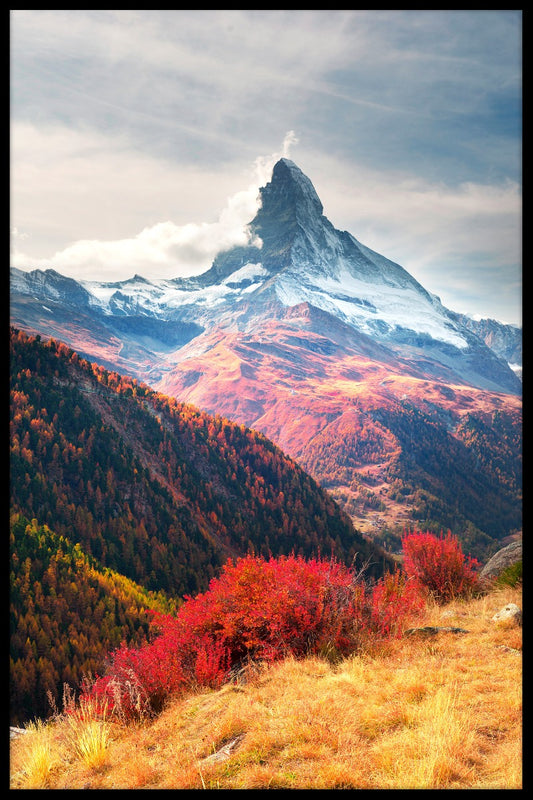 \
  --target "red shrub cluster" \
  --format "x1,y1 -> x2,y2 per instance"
83,554 -> 425,719
401,530 -> 480,604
